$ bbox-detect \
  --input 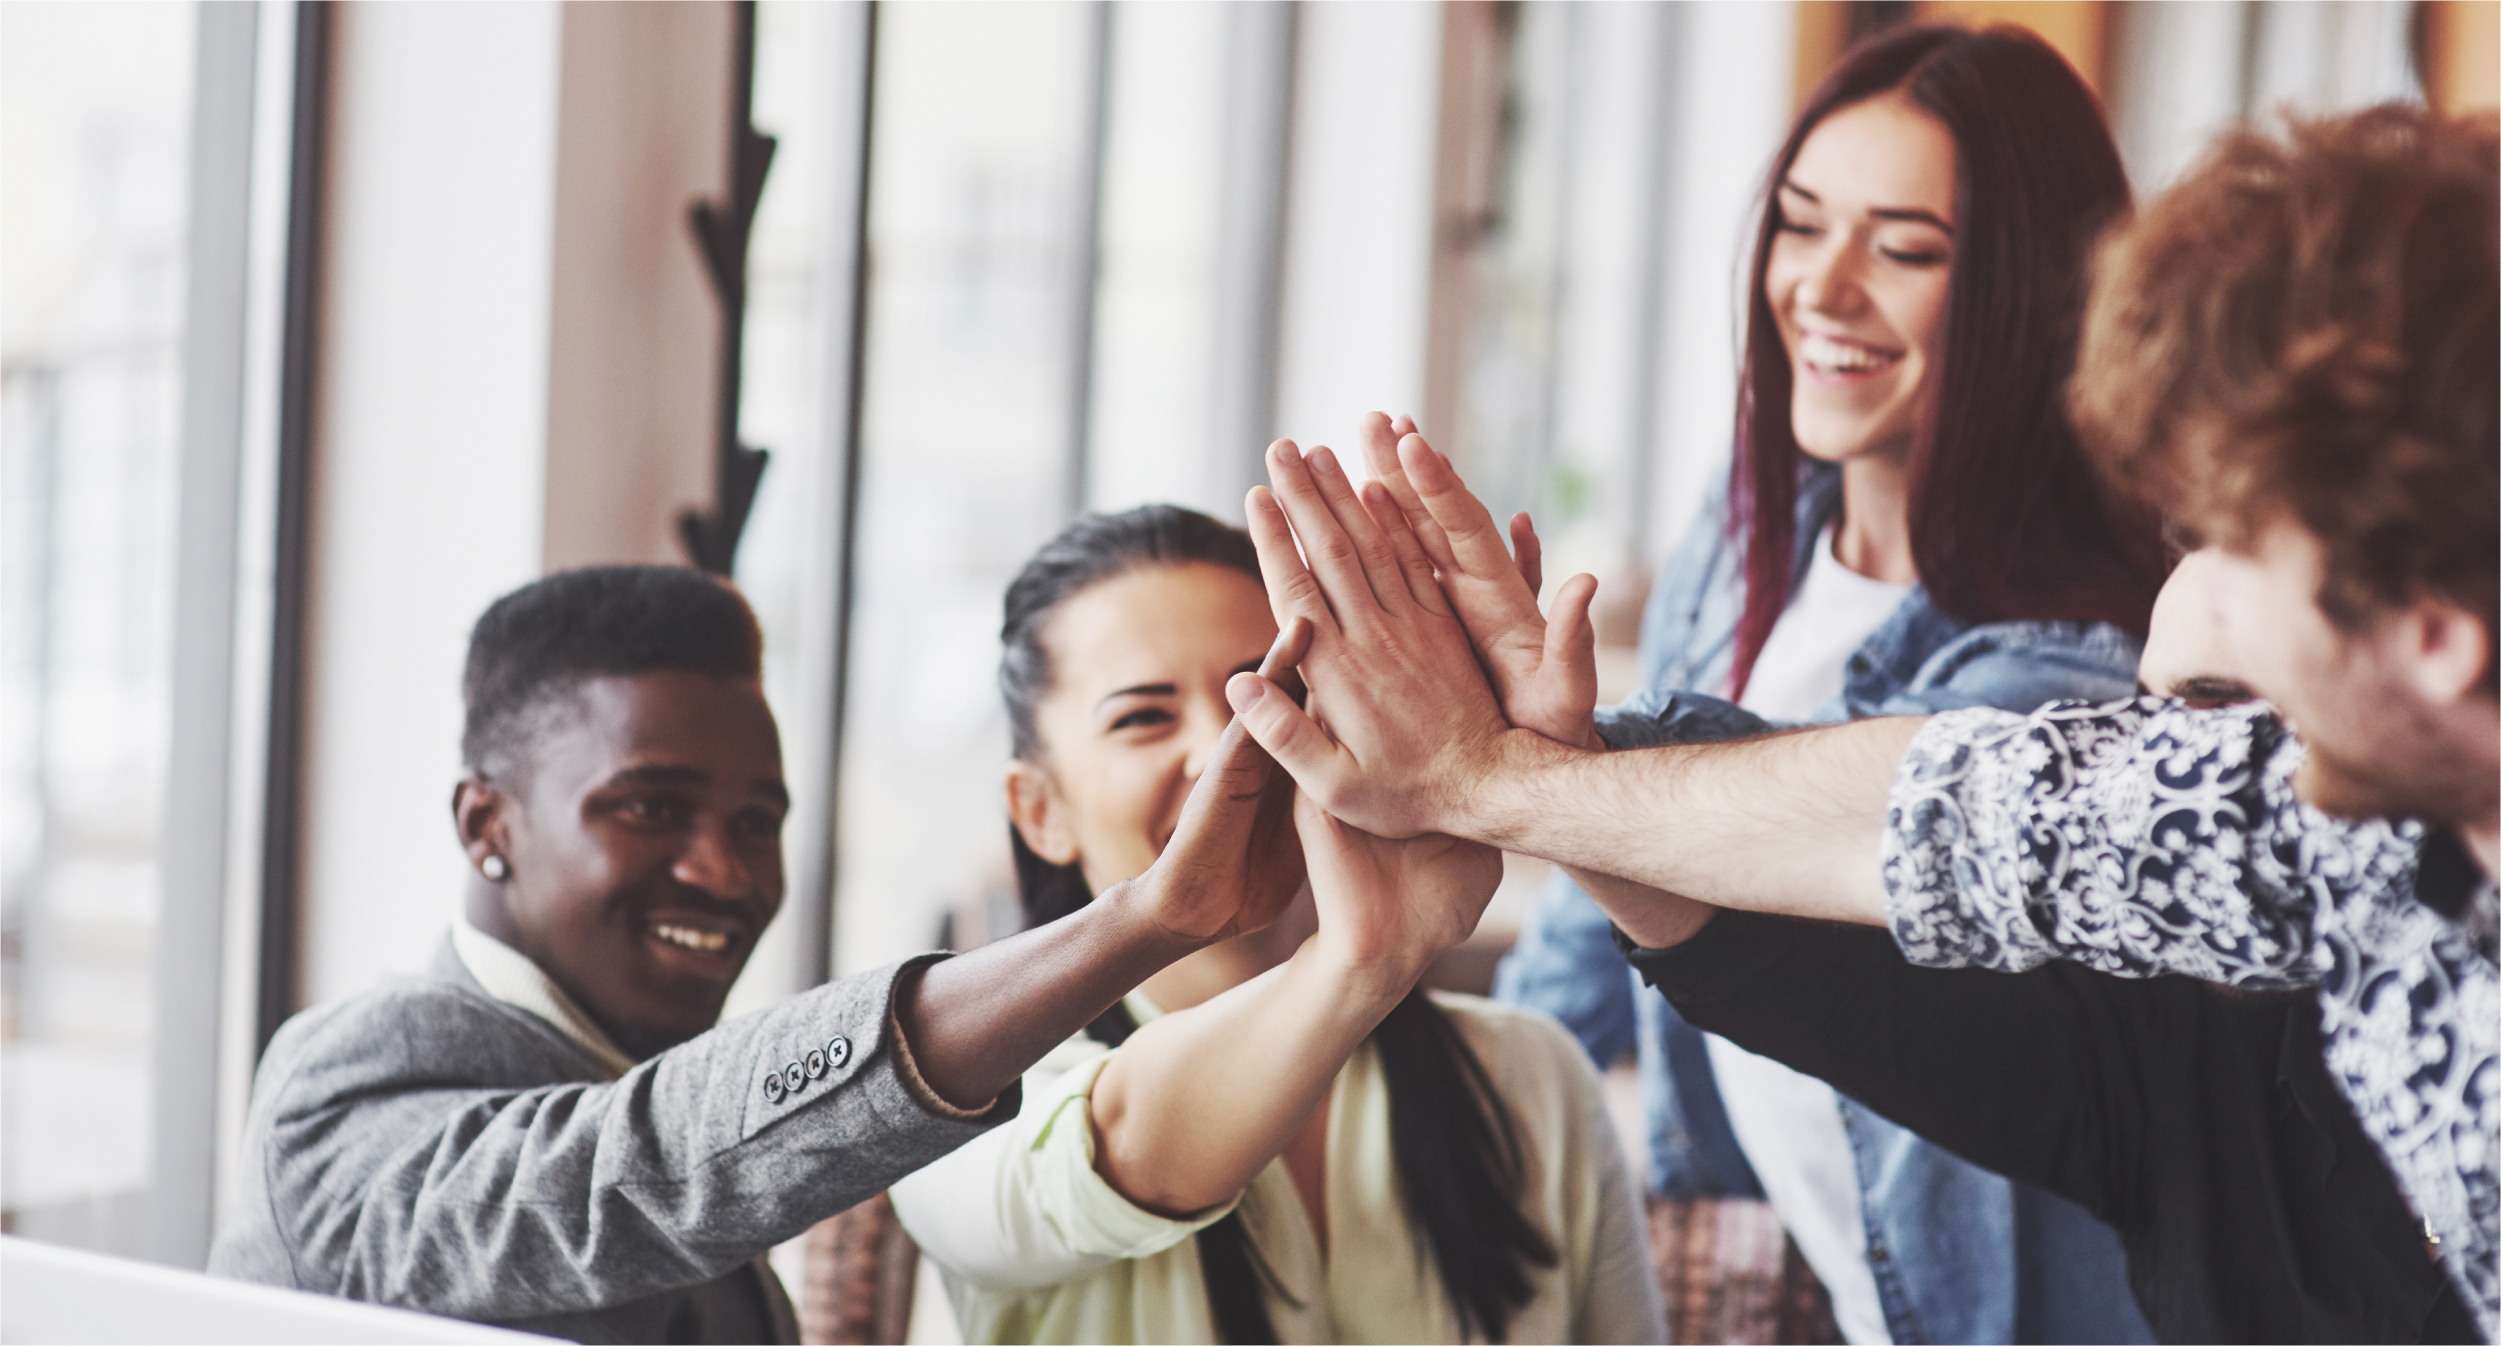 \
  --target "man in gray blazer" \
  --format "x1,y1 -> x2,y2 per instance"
210,566 -> 1311,1341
